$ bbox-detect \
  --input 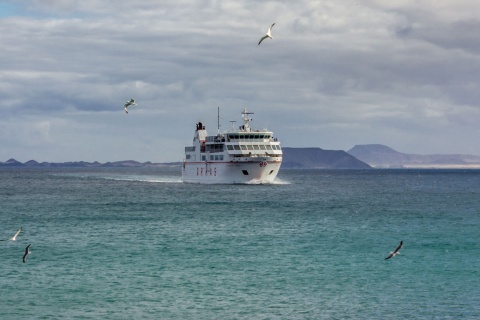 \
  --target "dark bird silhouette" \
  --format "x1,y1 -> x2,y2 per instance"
23,244 -> 31,263
124,99 -> 137,114
385,241 -> 403,260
